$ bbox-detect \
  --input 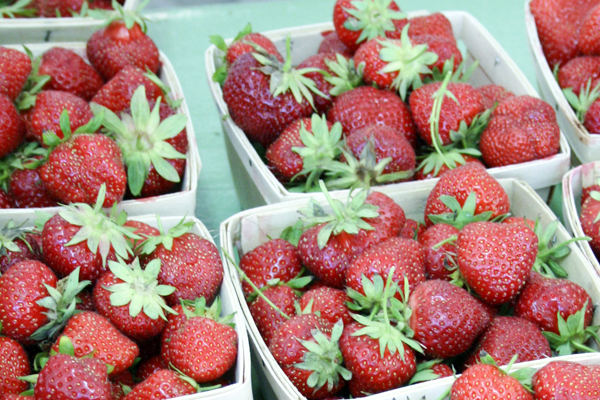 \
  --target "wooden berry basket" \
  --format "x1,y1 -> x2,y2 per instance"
0,0 -> 142,45
562,163 -> 600,276
205,11 -> 571,209
0,42 -> 201,220
524,0 -> 600,165
220,178 -> 600,400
